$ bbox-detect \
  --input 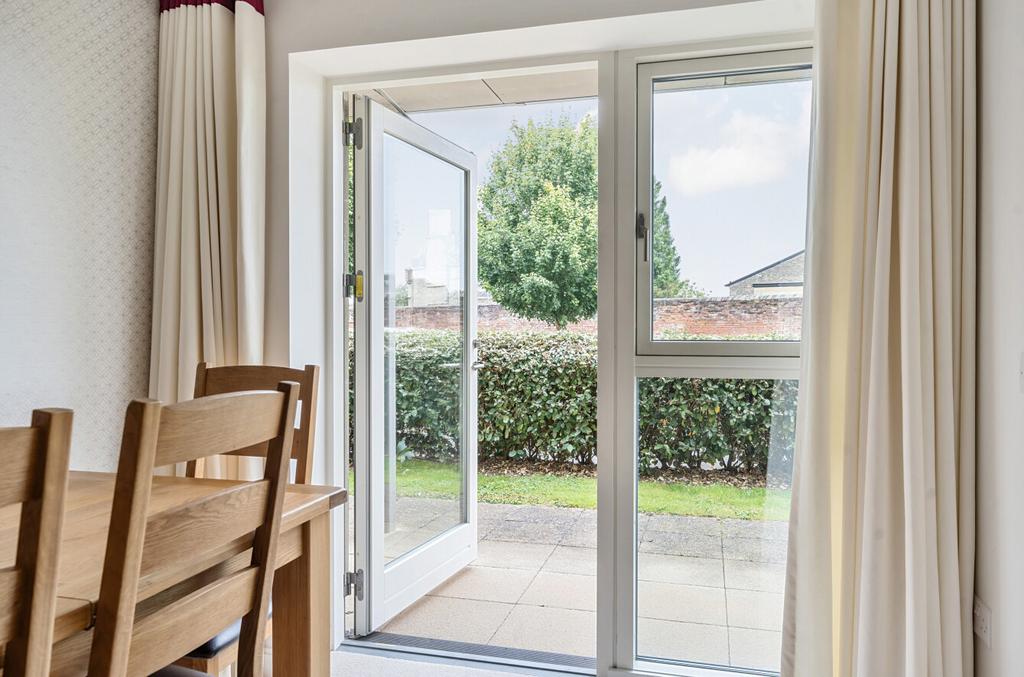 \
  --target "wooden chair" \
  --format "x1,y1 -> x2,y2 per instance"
173,364 -> 318,674
0,409 -> 72,677
81,384 -> 299,677
187,363 -> 319,484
